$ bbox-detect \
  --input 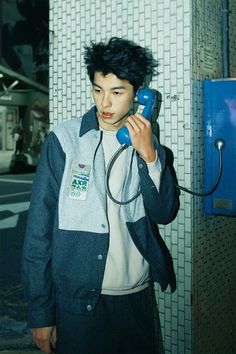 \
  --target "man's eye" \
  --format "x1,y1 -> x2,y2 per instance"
113,91 -> 122,95
94,88 -> 101,94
